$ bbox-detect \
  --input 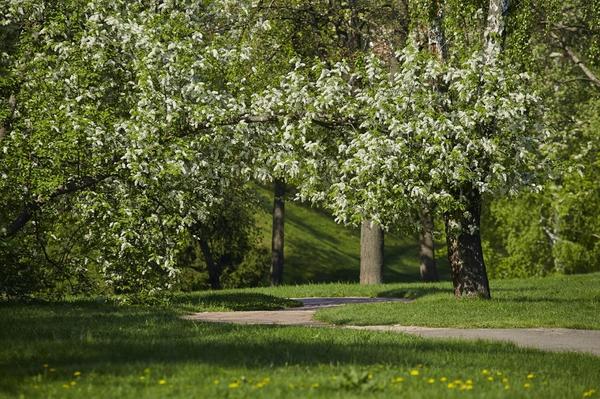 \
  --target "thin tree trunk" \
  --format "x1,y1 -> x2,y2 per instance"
270,178 -> 285,285
419,207 -> 439,282
360,220 -> 384,284
445,189 -> 491,298
198,238 -> 220,289
0,94 -> 16,142
483,0 -> 509,63
409,0 -> 445,283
